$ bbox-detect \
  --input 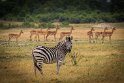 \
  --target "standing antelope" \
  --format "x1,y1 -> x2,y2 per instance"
59,26 -> 75,40
30,28 -> 49,41
37,28 -> 50,41
46,25 -> 59,41
87,27 -> 95,43
102,27 -> 116,43
95,27 -> 108,43
30,29 -> 41,41
8,30 -> 23,43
